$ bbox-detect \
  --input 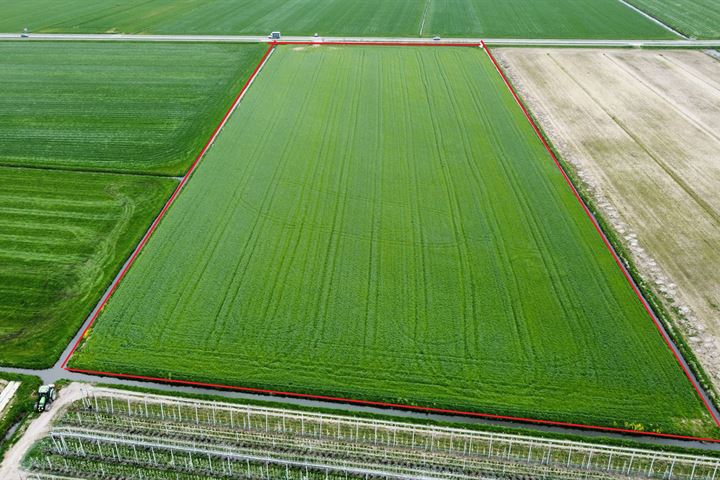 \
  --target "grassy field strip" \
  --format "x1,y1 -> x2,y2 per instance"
0,167 -> 177,367
2,0 -> 424,38
70,46 -> 715,437
60,45 -> 276,369
494,48 -> 720,406
0,41 -> 267,175
0,0 -> 674,39
623,0 -> 720,39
